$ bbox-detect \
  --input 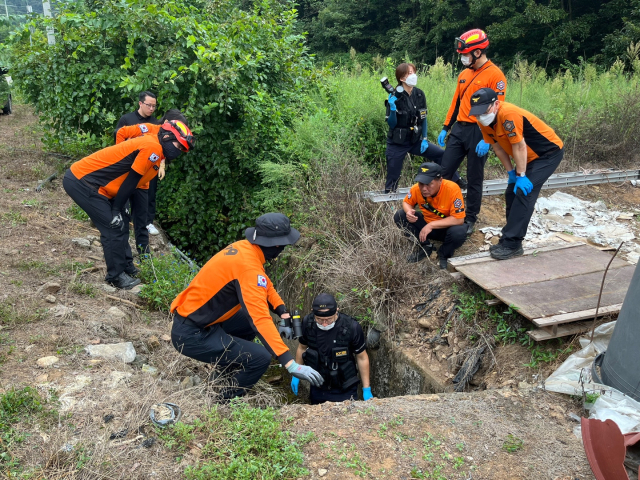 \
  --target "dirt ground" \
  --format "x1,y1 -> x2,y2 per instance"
0,105 -> 614,478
